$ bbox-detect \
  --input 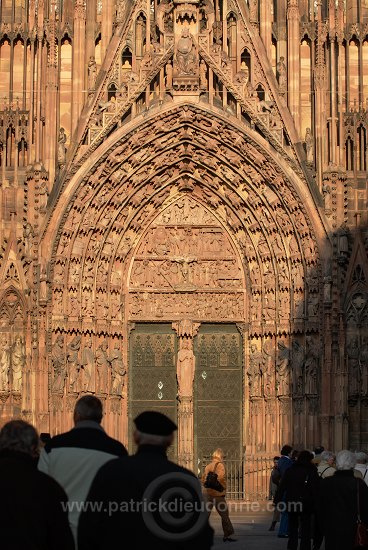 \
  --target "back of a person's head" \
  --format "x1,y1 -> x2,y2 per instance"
280,445 -> 292,456
336,450 -> 356,470
297,450 -> 314,465
74,395 -> 103,424
212,448 -> 224,461
355,451 -> 368,465
314,446 -> 324,455
0,420 -> 39,456
320,450 -> 335,463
